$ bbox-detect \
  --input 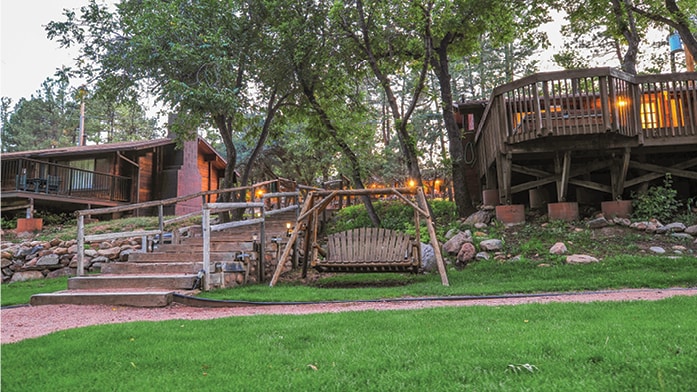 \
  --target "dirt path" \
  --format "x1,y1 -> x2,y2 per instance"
3,288 -> 696,344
